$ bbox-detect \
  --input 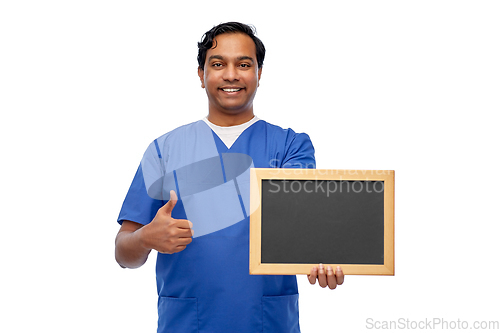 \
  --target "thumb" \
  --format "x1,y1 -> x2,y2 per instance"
162,190 -> 178,216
